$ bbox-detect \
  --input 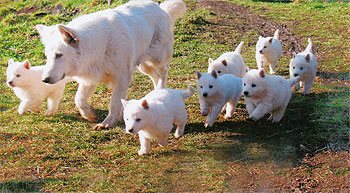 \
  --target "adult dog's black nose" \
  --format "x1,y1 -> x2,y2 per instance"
203,93 -> 208,97
243,91 -> 249,96
43,77 -> 51,84
128,128 -> 134,133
